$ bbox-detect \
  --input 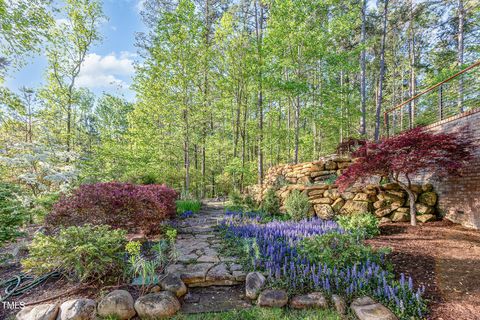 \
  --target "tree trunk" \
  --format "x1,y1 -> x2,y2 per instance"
457,0 -> 464,112
294,96 -> 300,164
255,0 -> 264,185
408,0 -> 416,129
360,0 -> 367,137
374,0 -> 389,142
